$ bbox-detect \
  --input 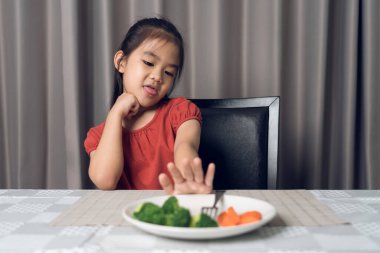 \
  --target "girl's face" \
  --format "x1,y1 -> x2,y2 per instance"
115,38 -> 179,109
